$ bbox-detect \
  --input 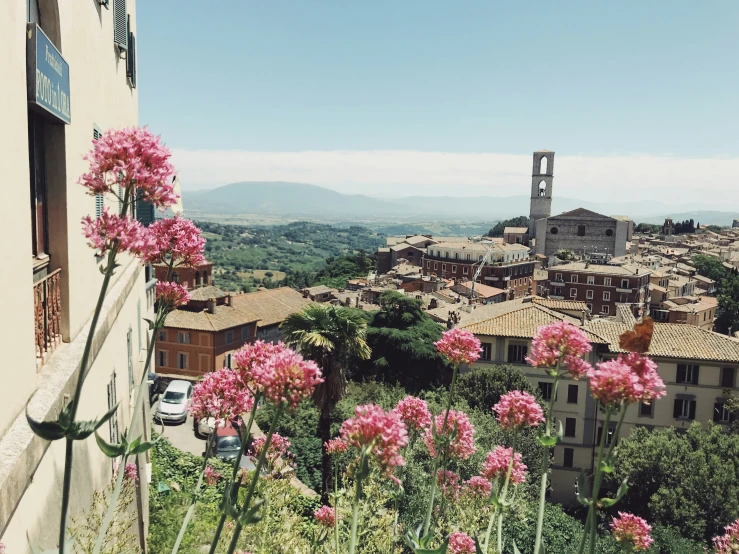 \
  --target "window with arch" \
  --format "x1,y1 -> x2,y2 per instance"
540,156 -> 548,174
445,251 -> 449,258
454,252 -> 459,259
539,180 -> 547,197
550,227 -> 559,235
